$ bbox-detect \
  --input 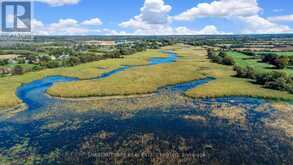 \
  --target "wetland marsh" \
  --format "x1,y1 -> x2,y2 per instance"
0,45 -> 292,164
